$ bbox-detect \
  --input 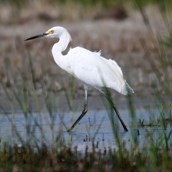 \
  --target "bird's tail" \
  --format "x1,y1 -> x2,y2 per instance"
126,81 -> 134,95
121,81 -> 134,95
